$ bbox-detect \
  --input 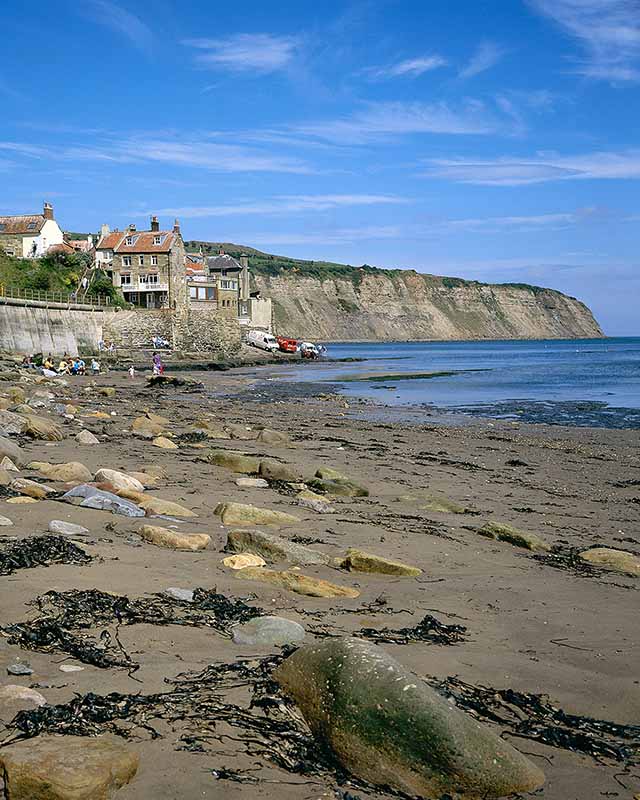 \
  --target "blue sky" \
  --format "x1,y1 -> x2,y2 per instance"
1,0 -> 638,334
